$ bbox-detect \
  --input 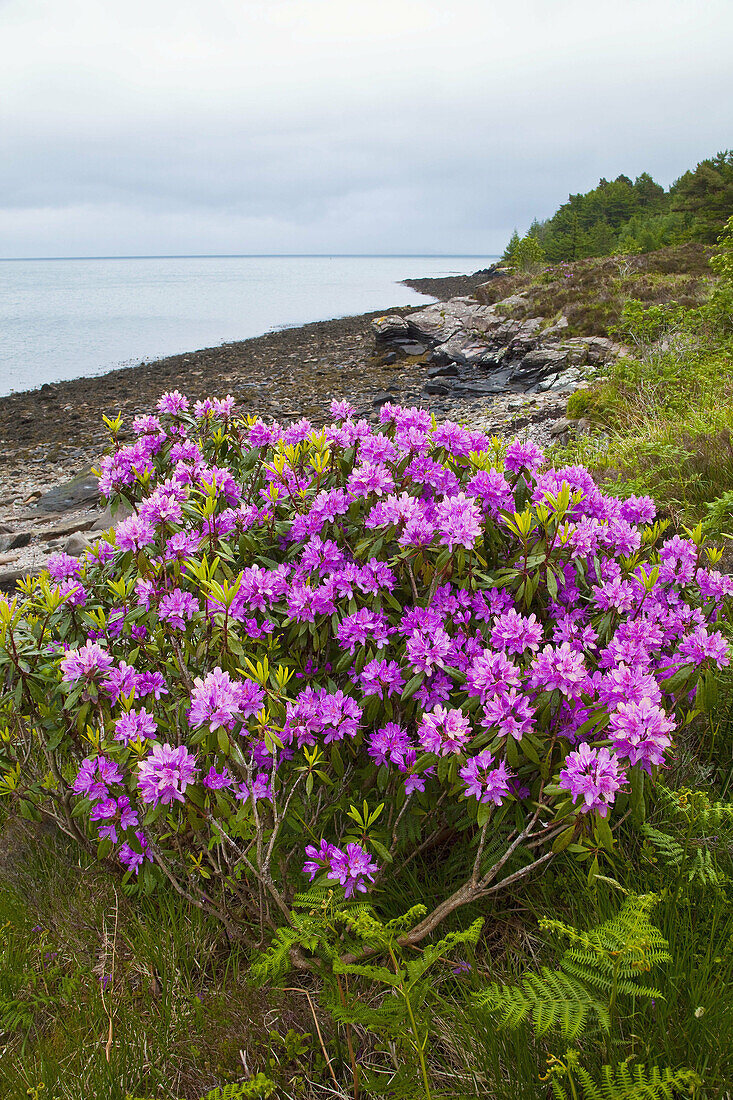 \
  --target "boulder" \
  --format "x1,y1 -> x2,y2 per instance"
91,504 -> 133,532
64,532 -> 92,557
0,567 -> 41,593
394,341 -> 429,357
550,417 -> 573,438
520,346 -> 571,372
35,470 -> 100,514
372,315 -> 410,342
0,531 -> 31,553
41,516 -> 98,541
494,293 -> 528,313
